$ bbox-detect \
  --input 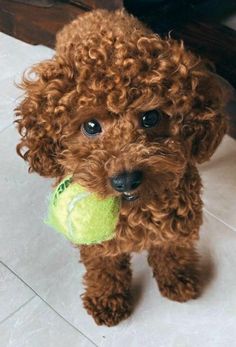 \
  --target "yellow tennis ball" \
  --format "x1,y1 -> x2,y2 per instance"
45,177 -> 120,245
